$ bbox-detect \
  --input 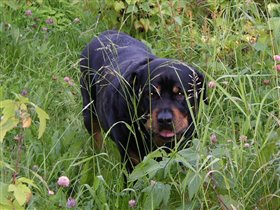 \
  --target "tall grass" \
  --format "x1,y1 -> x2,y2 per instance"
1,0 -> 279,209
